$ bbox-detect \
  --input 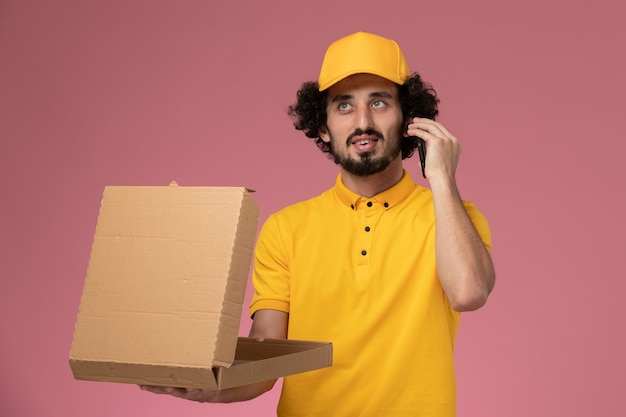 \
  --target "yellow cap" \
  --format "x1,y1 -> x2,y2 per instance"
318,32 -> 410,91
